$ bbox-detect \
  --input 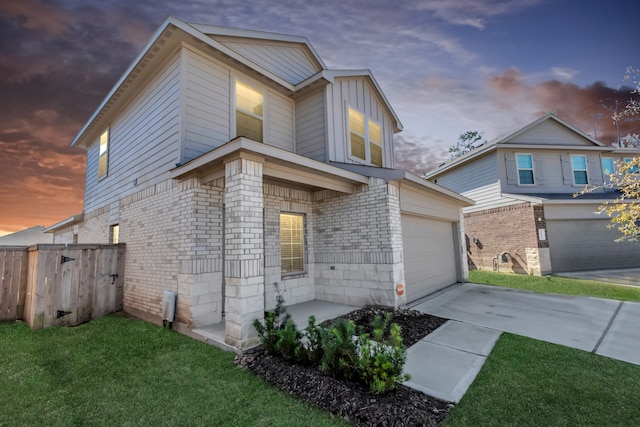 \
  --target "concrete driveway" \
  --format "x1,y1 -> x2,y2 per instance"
411,283 -> 640,365
557,268 -> 640,287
